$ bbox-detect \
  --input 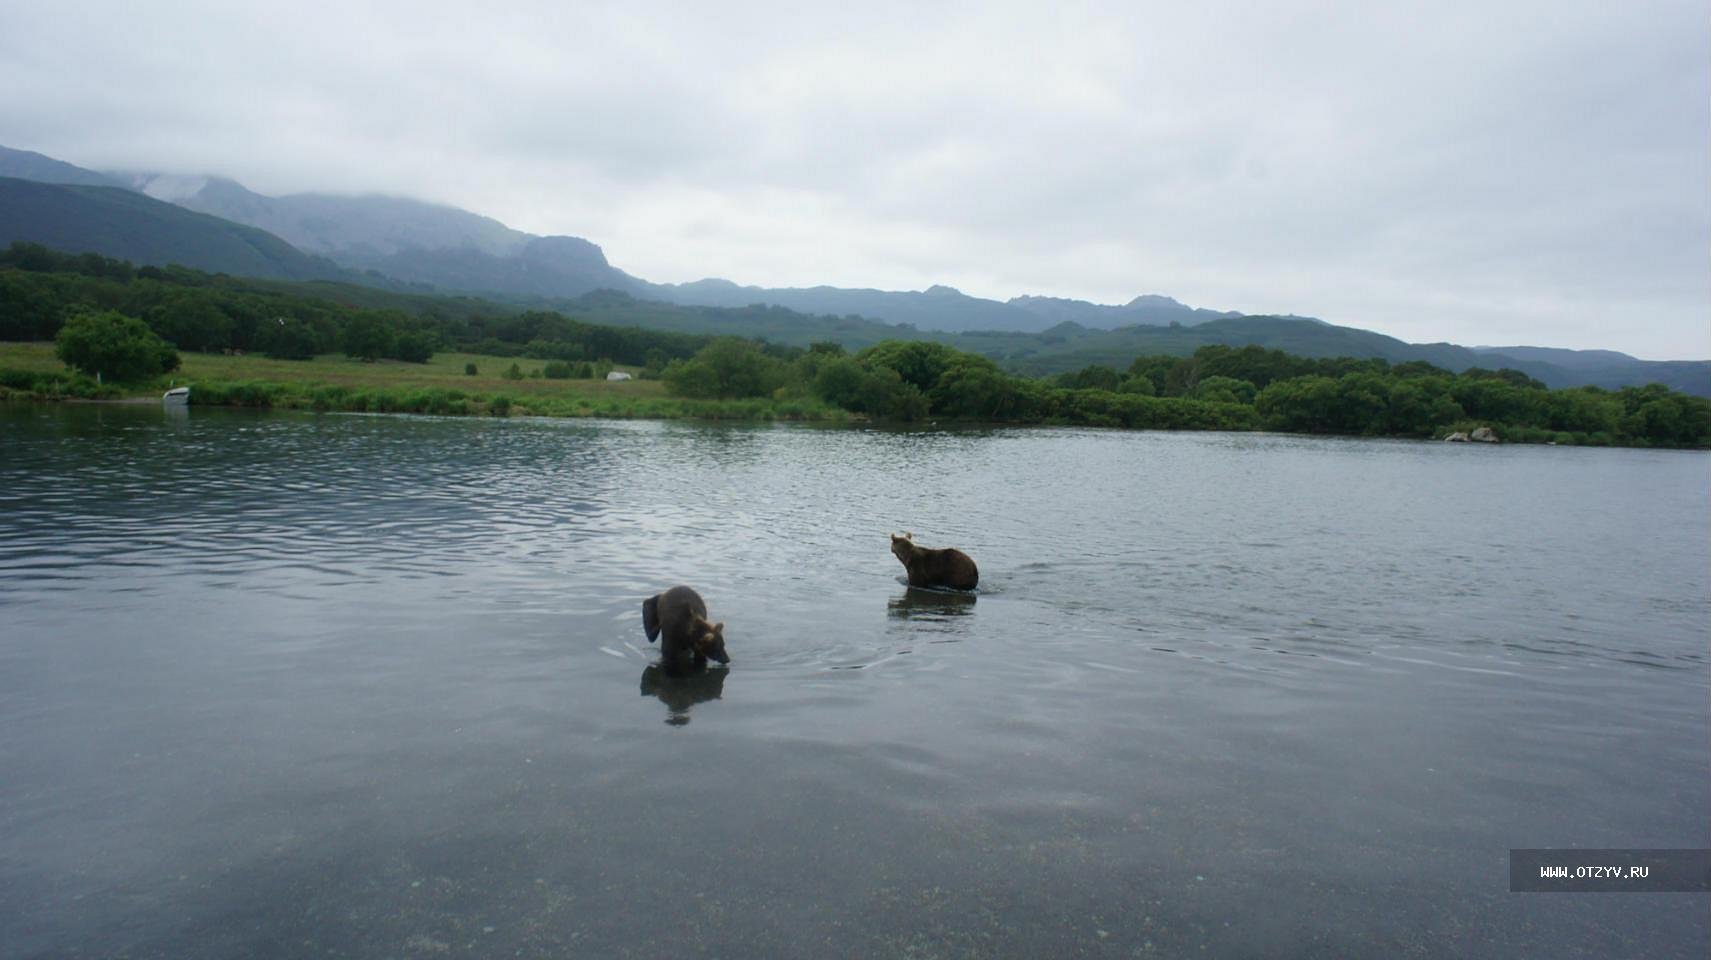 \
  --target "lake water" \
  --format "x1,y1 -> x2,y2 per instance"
1,404 -> 1706,958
